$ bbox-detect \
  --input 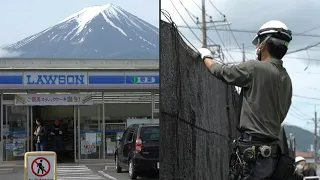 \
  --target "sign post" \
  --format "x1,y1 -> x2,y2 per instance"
24,151 -> 57,180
